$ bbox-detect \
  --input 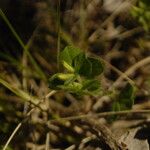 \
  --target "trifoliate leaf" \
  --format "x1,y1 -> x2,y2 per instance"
82,79 -> 101,91
119,83 -> 136,109
82,79 -> 101,95
87,57 -> 104,78
60,46 -> 81,66
112,83 -> 136,111
73,54 -> 104,78
49,46 -> 104,96
73,53 -> 92,77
